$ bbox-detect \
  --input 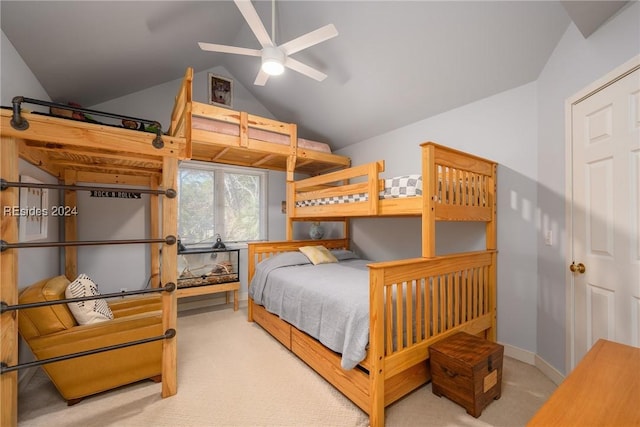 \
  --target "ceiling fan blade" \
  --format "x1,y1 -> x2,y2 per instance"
234,0 -> 273,48
280,24 -> 338,56
198,42 -> 261,57
284,57 -> 328,82
254,69 -> 270,86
